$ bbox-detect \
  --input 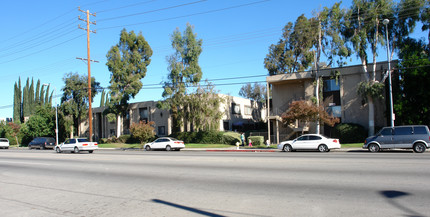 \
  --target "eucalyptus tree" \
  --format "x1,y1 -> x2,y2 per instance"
106,28 -> 152,137
161,23 -> 203,132
186,82 -> 224,132
342,0 -> 423,135
239,83 -> 267,104
61,72 -> 100,137
264,15 -> 316,75
312,2 -> 350,133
